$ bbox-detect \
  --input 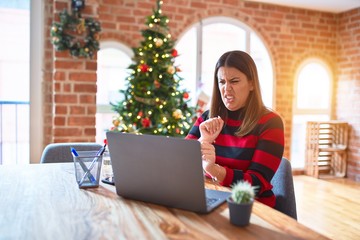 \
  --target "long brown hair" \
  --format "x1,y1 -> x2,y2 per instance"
209,50 -> 268,136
